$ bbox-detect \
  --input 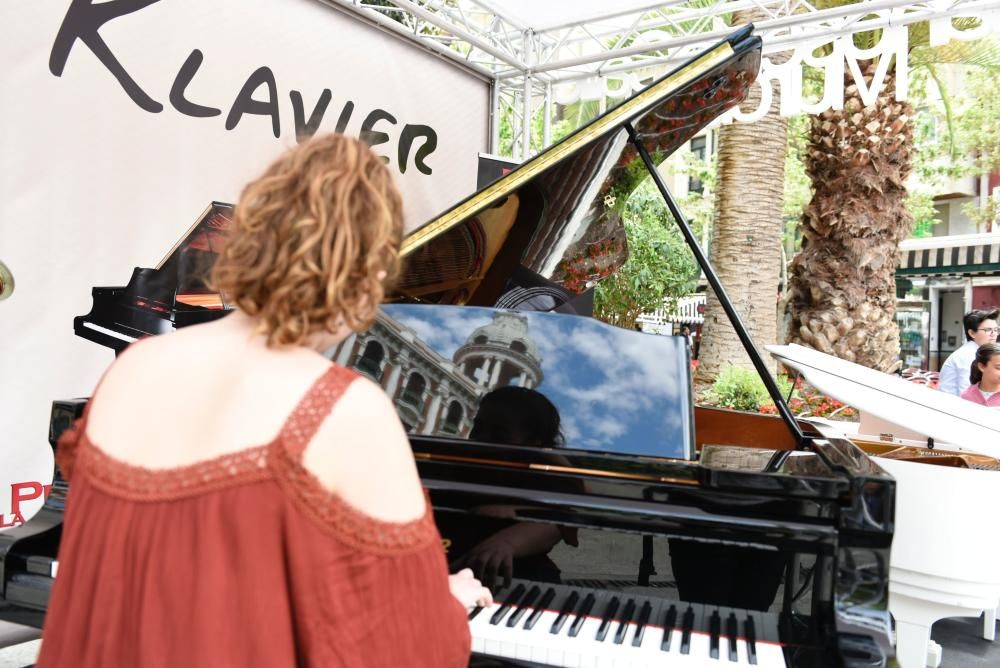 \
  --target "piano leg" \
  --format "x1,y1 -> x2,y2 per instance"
983,605 -> 997,642
894,620 -> 932,668
891,591 -> 996,668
